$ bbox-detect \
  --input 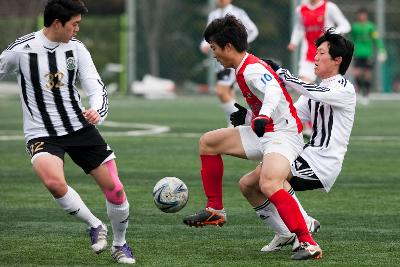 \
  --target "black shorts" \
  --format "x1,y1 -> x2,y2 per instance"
216,68 -> 236,87
26,125 -> 114,174
353,58 -> 373,69
289,156 -> 324,191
